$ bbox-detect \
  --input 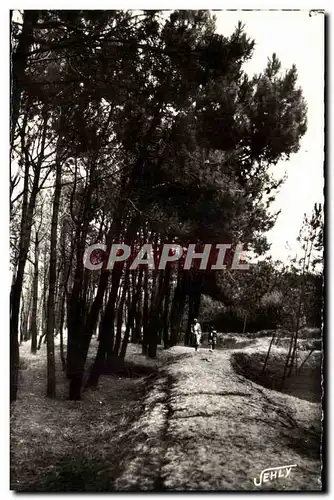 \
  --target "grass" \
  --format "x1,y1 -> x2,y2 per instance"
10,341 -> 159,492
231,349 -> 322,403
